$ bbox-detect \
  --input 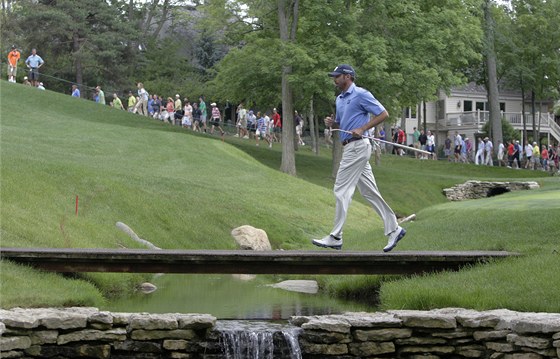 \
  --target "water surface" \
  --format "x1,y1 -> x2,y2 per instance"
103,274 -> 370,319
